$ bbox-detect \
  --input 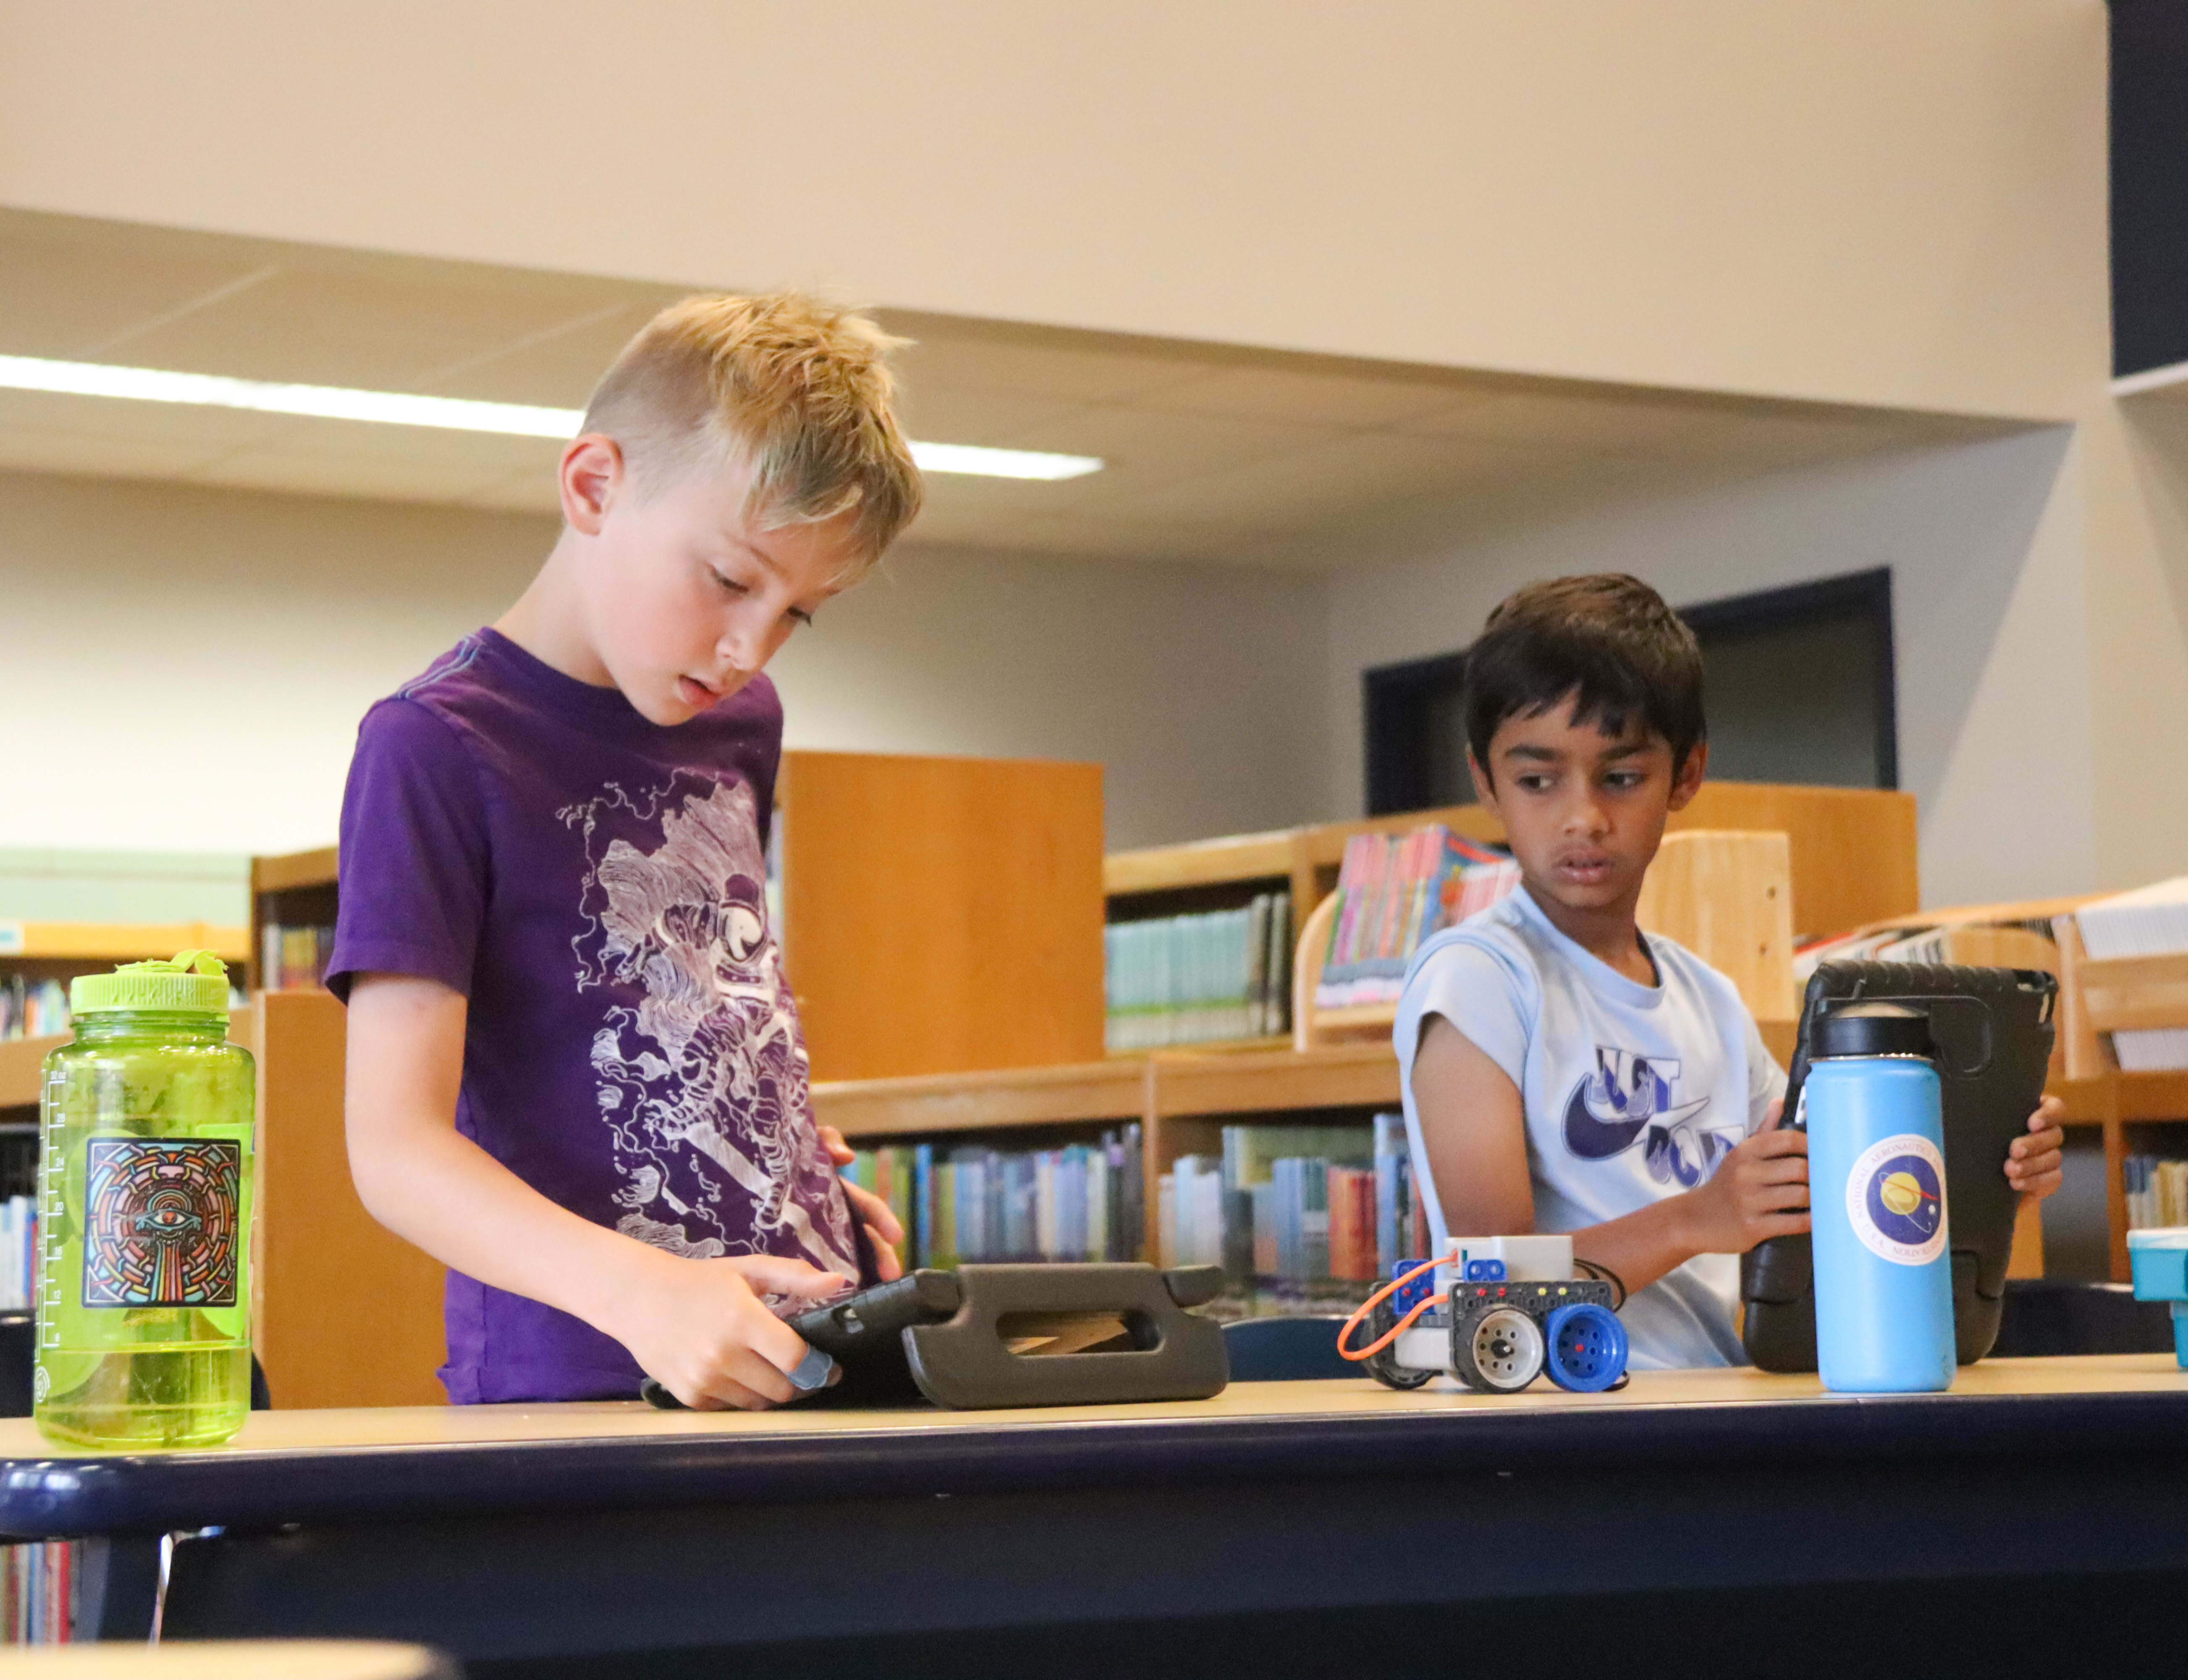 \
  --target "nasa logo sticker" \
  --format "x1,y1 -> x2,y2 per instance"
1846,1134 -> 1948,1265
